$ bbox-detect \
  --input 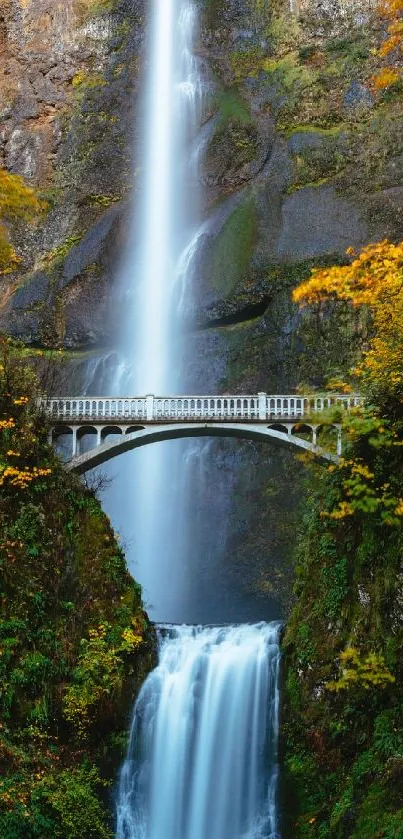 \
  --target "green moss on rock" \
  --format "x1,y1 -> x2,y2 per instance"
210,199 -> 258,296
